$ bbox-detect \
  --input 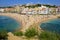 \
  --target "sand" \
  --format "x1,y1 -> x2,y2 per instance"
0,13 -> 59,40
0,13 -> 58,31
